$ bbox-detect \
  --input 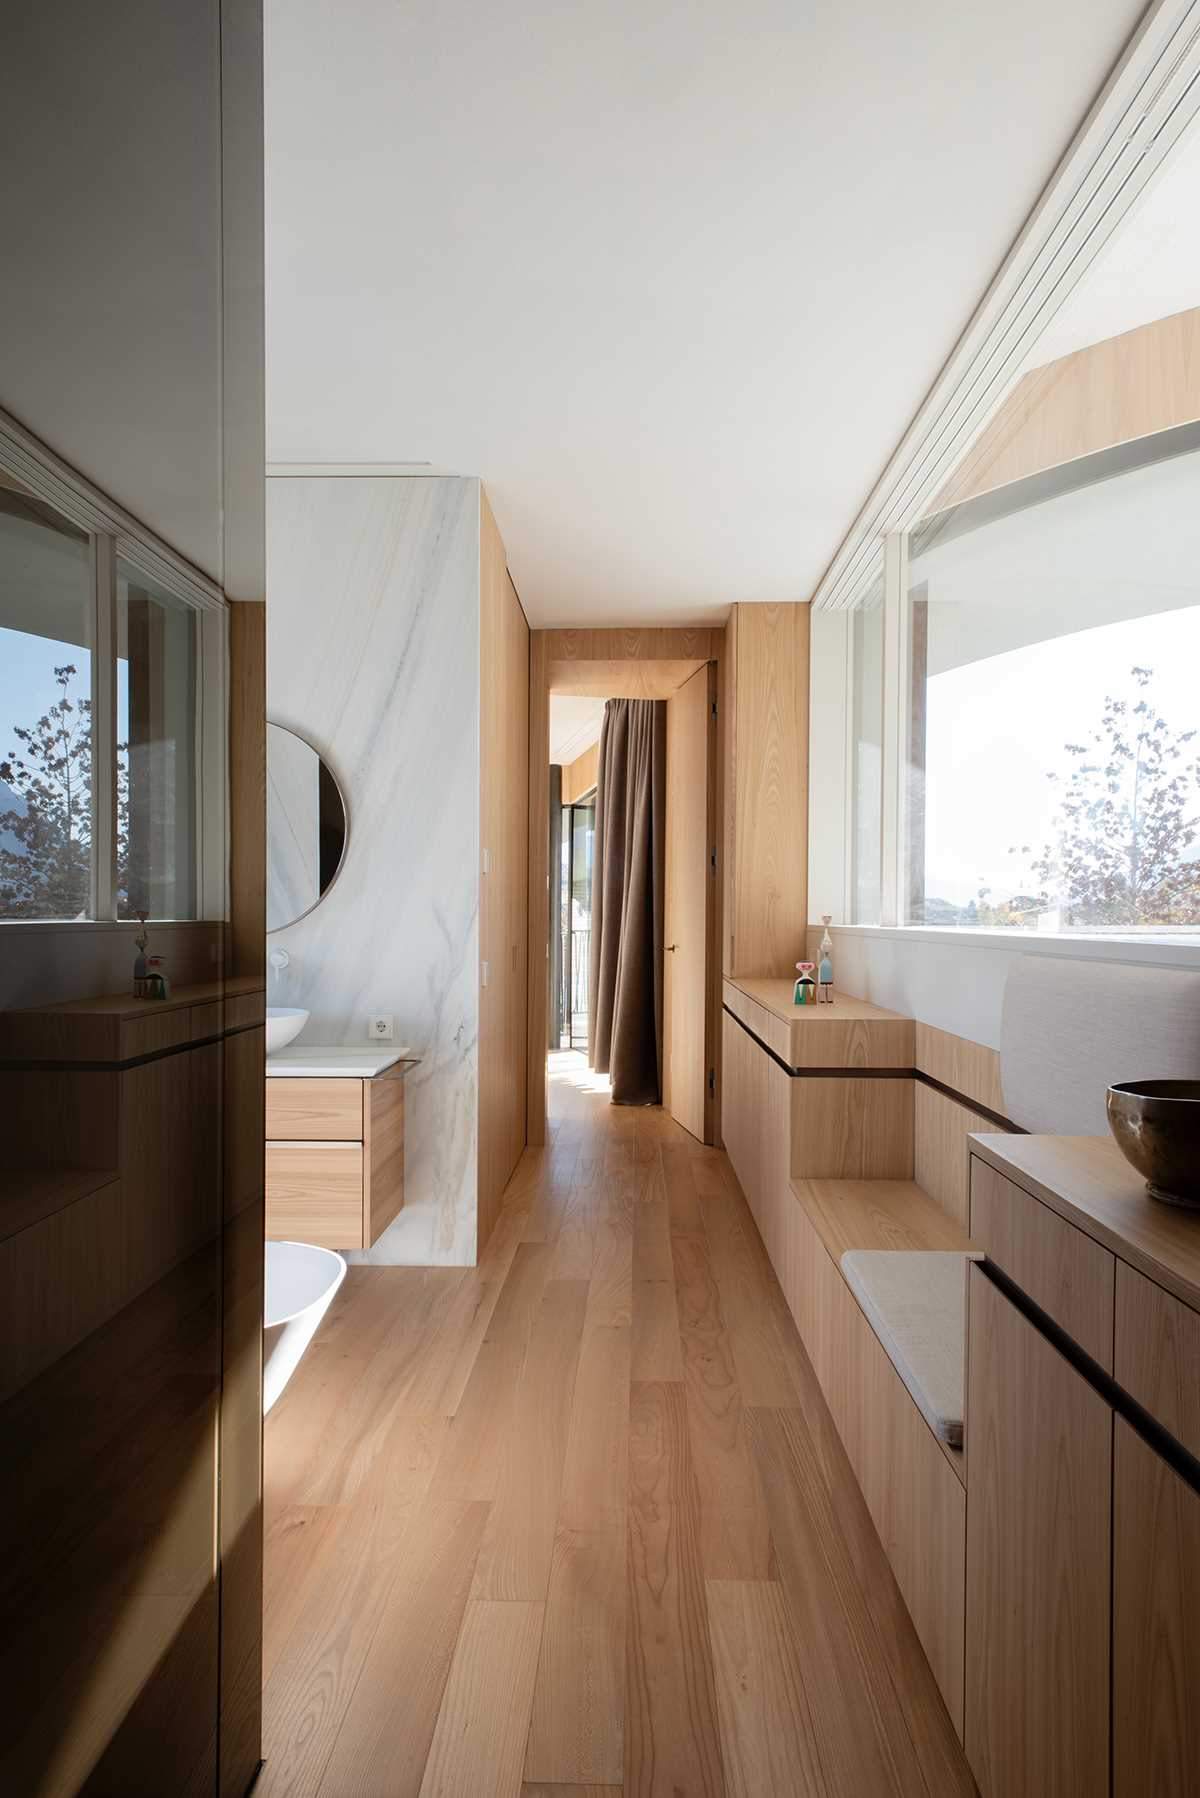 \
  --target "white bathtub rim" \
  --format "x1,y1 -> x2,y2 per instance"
265,1238 -> 347,1328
